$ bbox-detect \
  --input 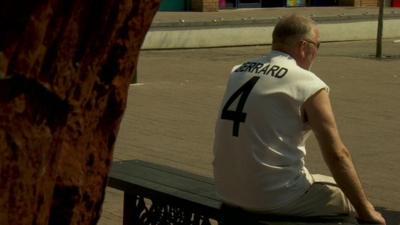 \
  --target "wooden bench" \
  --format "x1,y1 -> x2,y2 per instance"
107,160 -> 357,225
